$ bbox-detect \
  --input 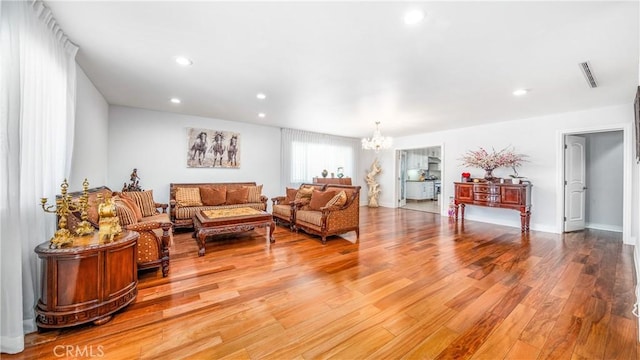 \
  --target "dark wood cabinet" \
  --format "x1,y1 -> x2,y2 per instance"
313,177 -> 352,185
454,182 -> 532,232
34,230 -> 139,329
